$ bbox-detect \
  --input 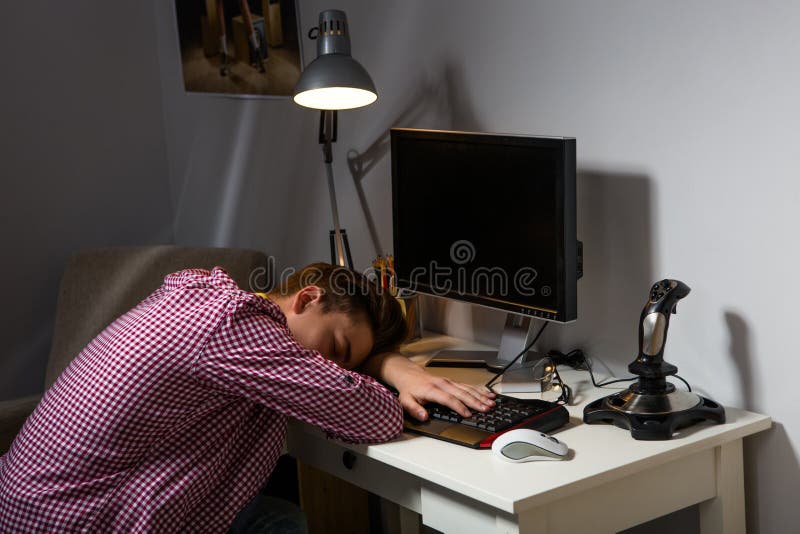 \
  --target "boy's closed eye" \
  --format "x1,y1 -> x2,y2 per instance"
333,335 -> 352,366
340,337 -> 351,366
